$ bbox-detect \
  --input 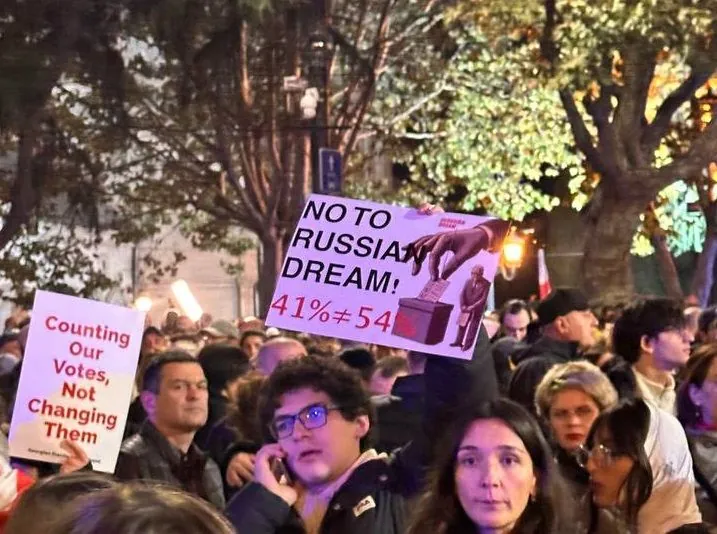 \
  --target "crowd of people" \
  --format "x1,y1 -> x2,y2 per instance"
1,279 -> 717,532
